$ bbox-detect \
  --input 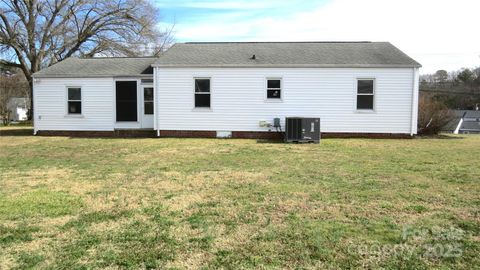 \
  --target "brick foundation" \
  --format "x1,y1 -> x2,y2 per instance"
321,133 -> 413,139
36,130 -> 156,138
36,130 -> 413,139
159,130 -> 216,138
231,131 -> 283,139
160,130 -> 411,139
